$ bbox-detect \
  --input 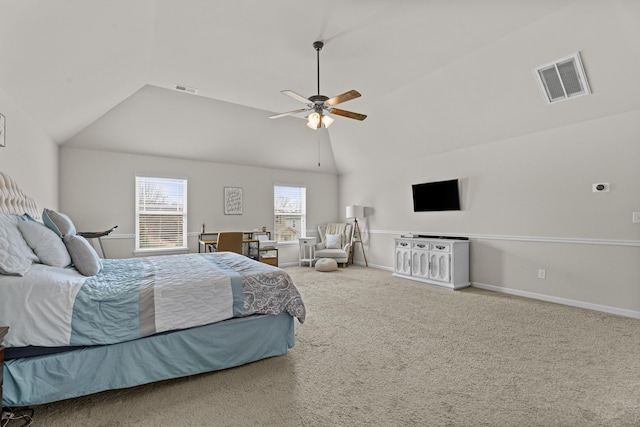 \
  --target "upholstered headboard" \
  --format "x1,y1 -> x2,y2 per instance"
0,171 -> 40,219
